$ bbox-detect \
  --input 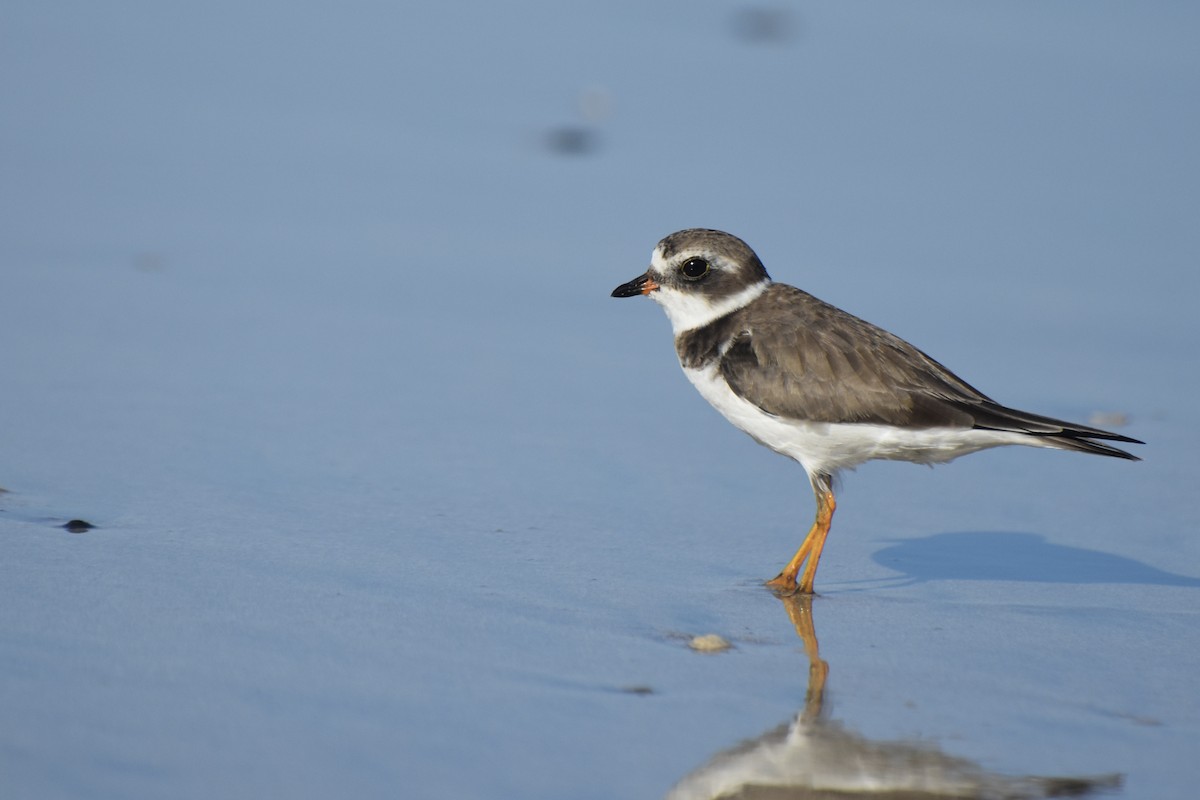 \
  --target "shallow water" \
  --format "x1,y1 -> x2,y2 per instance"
2,3 -> 1198,798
